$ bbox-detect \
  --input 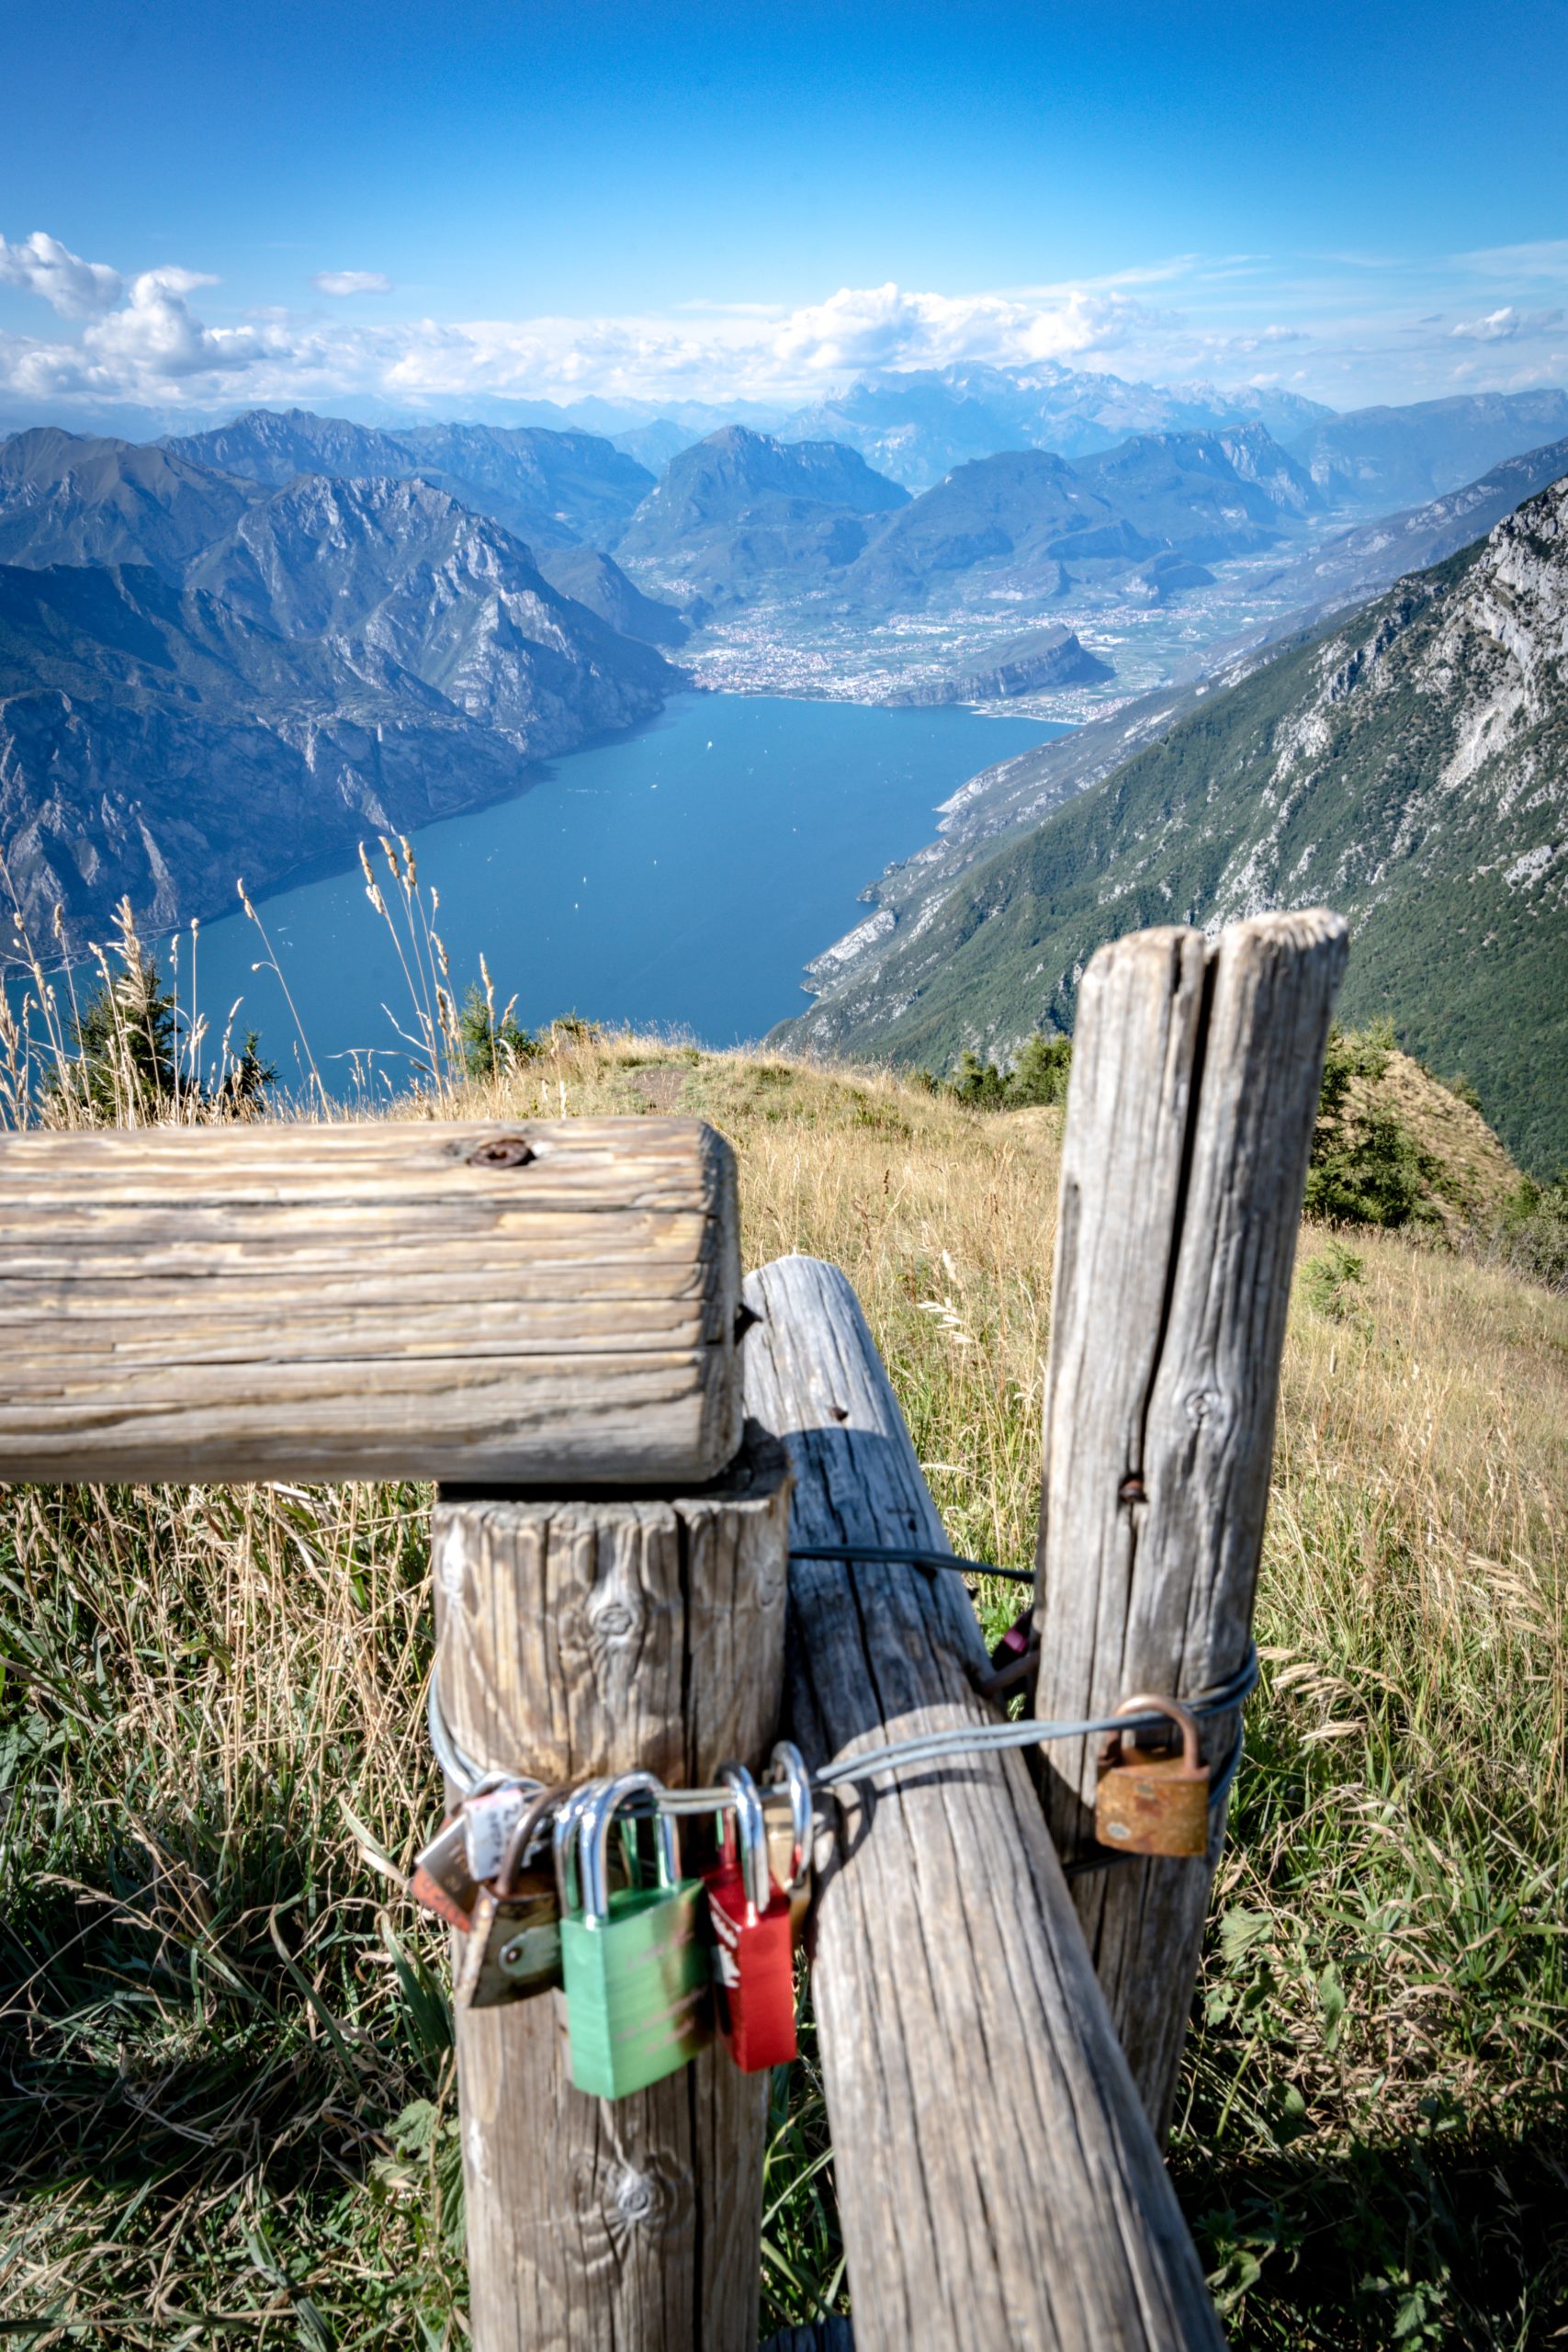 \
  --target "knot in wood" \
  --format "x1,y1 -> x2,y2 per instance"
1183,1386 -> 1225,1429
1118,1475 -> 1146,1504
611,2165 -> 658,2226
588,1595 -> 638,1643
466,1134 -> 535,1169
